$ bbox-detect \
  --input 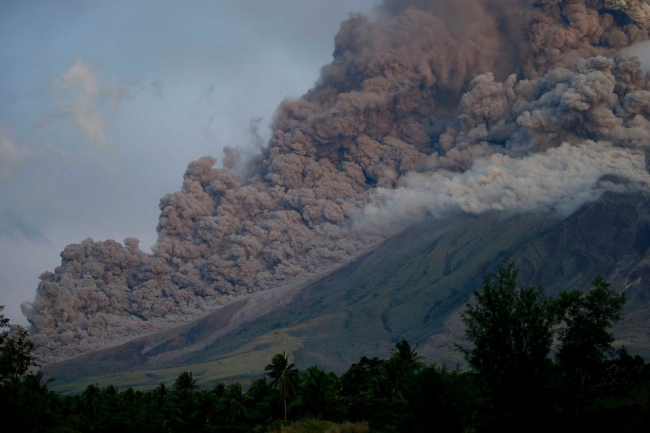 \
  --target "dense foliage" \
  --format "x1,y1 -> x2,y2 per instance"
0,305 -> 38,382
2,264 -> 650,432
